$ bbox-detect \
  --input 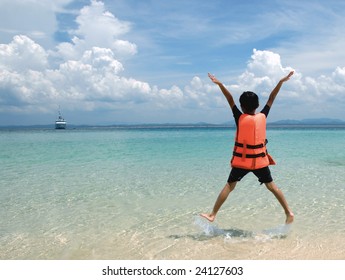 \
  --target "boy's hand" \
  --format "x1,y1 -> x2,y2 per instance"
208,73 -> 221,85
208,72 -> 235,108
266,70 -> 294,107
280,71 -> 294,83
